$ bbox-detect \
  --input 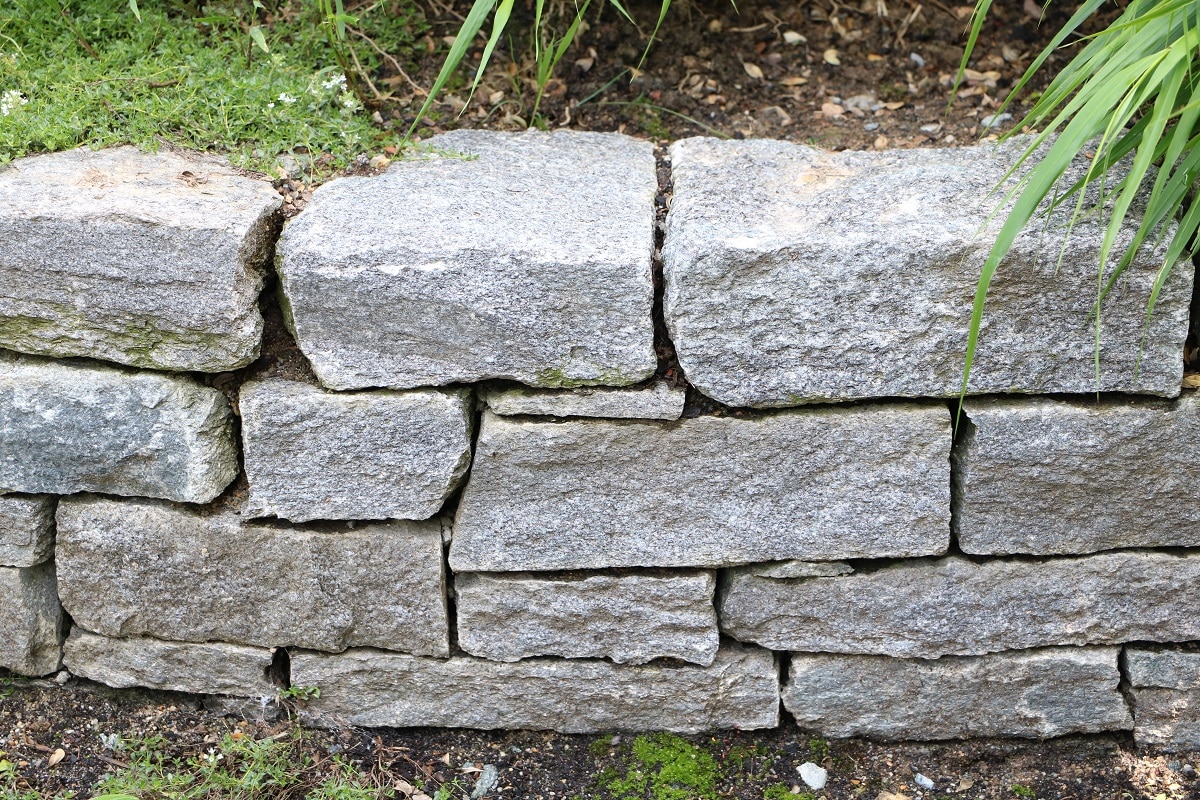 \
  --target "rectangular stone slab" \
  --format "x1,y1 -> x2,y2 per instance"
956,396 -> 1200,555
784,647 -> 1131,739
719,552 -> 1200,657
64,628 -> 276,698
277,130 -> 657,390
0,146 -> 281,372
0,494 -> 55,567
450,404 -> 950,570
0,561 -> 63,676
240,380 -> 474,522
664,137 -> 1191,406
484,379 -> 686,420
1124,647 -> 1200,751
0,353 -> 238,503
455,570 -> 719,665
56,495 -> 449,656
291,643 -> 779,733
